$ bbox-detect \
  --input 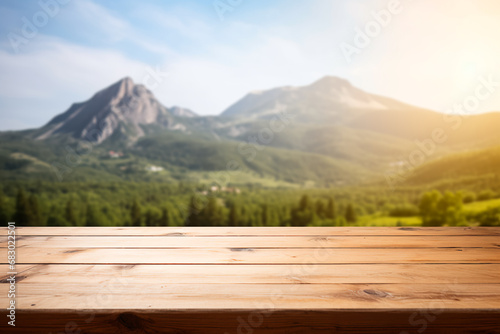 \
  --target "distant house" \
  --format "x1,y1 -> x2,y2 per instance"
221,187 -> 241,194
146,165 -> 164,172
108,150 -> 123,158
201,186 -> 241,195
